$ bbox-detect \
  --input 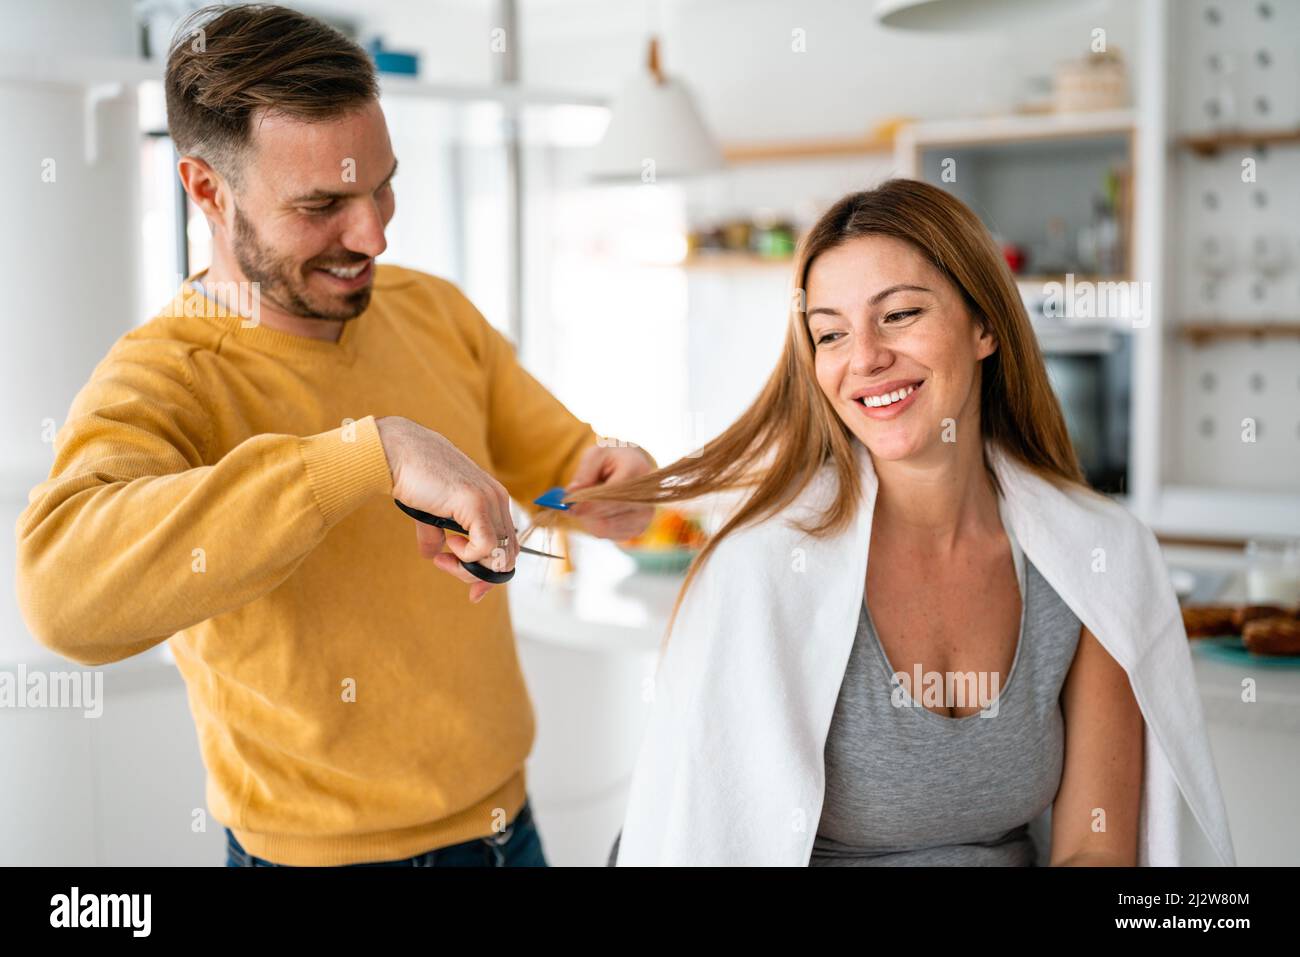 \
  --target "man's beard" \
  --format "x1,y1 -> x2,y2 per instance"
232,205 -> 373,322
